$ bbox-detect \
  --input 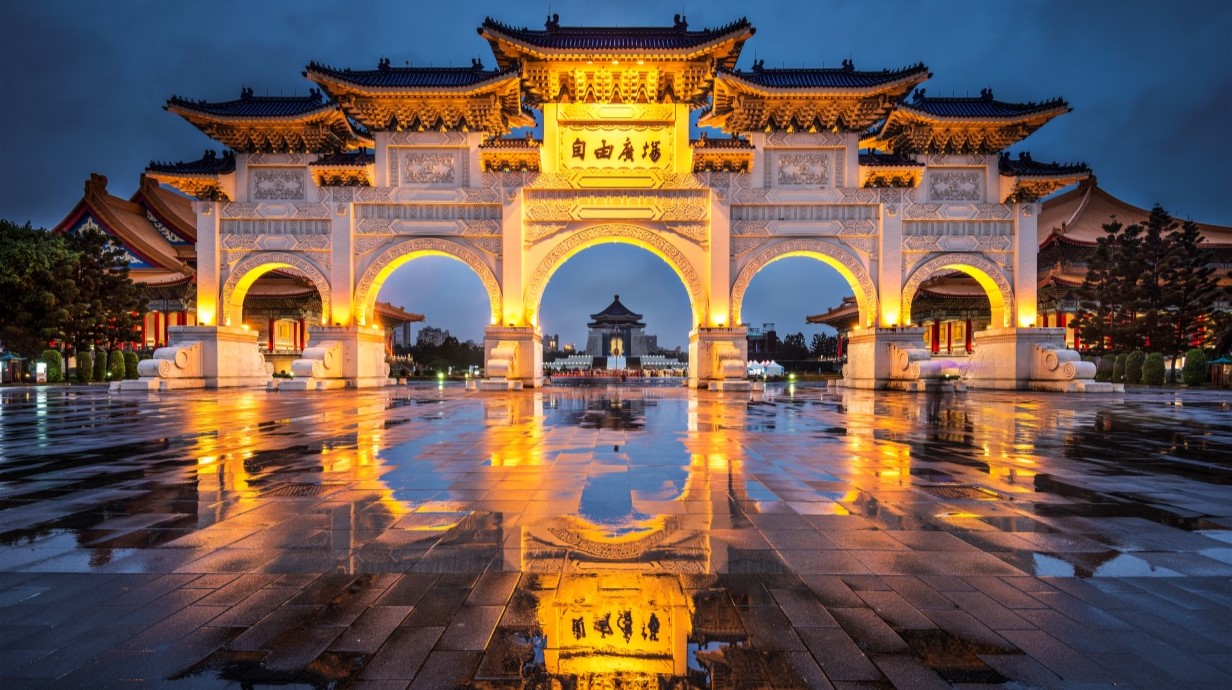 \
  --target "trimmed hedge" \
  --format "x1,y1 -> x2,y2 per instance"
1182,348 -> 1206,386
93,350 -> 108,382
1143,353 -> 1166,386
39,350 -> 63,383
76,351 -> 94,383
1094,357 -> 1115,382
107,350 -> 126,381
124,351 -> 139,379
1124,351 -> 1145,385
1111,353 -> 1128,384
